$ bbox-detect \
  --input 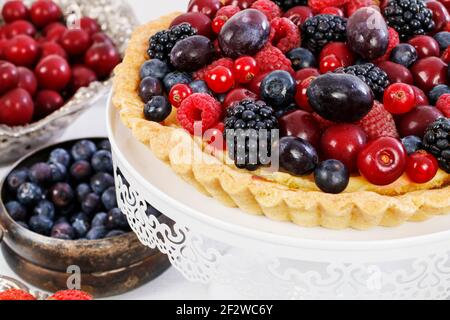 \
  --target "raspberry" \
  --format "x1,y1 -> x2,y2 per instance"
216,5 -> 241,19
345,0 -> 375,16
251,0 -> 282,21
193,58 -> 234,81
309,0 -> 349,12
0,289 -> 36,301
48,290 -> 93,300
269,17 -> 301,53
254,44 -> 294,75
356,101 -> 399,140
373,27 -> 399,63
177,93 -> 222,134
437,94 -> 450,117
